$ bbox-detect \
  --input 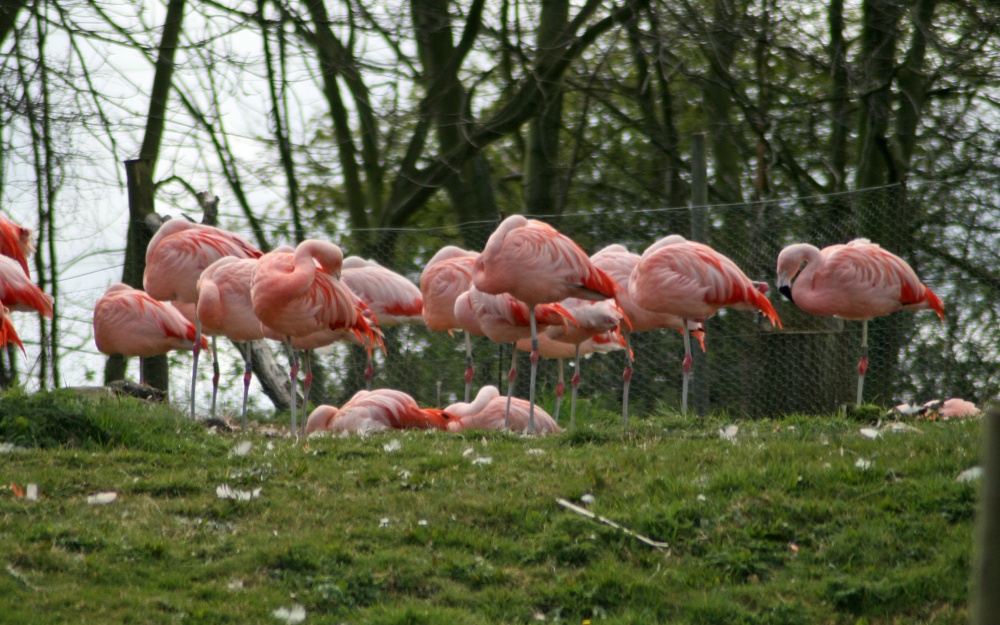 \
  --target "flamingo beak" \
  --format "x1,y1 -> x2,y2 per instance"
776,273 -> 794,302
